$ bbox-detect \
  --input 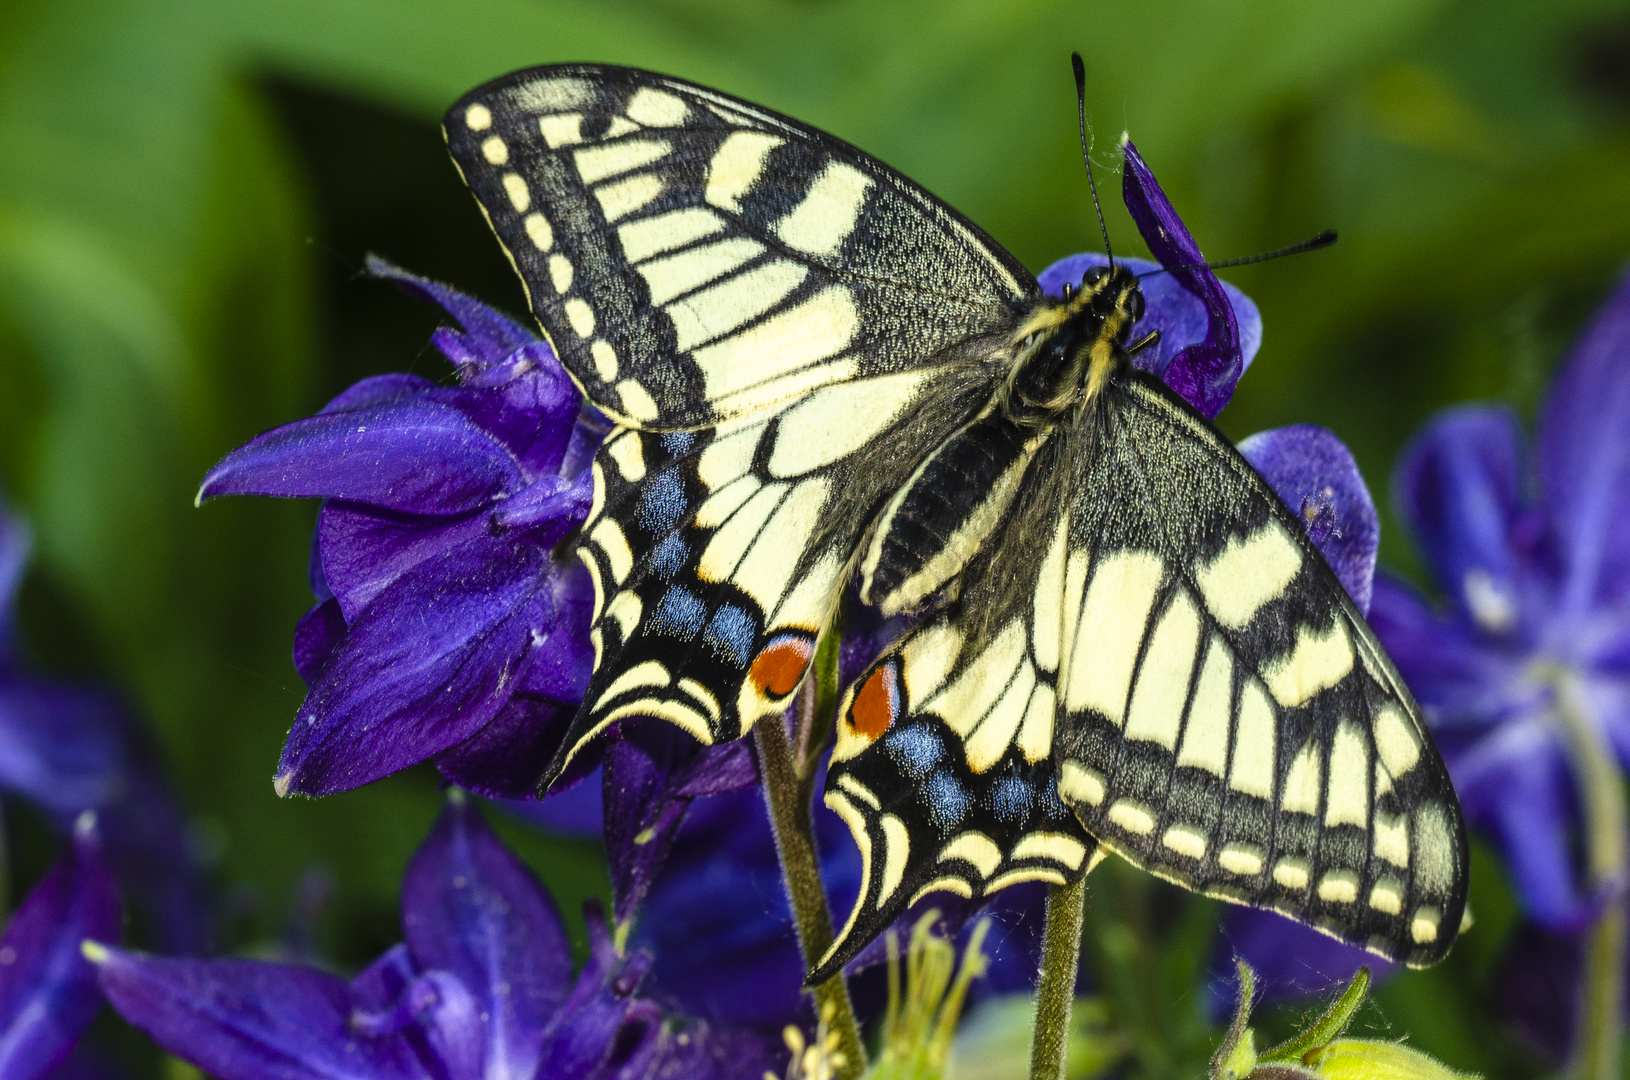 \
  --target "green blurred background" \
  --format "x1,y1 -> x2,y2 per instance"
1,0 -> 1629,1073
